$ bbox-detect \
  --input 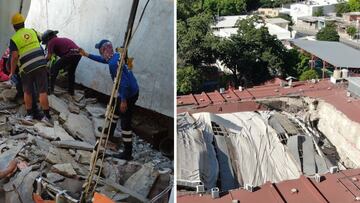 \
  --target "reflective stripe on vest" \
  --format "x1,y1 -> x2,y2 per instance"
11,28 -> 46,73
